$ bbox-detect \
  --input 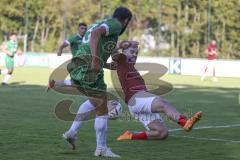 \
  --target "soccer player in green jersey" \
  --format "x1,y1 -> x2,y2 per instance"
0,33 -> 18,85
62,7 -> 132,158
57,22 -> 87,56
49,23 -> 87,87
